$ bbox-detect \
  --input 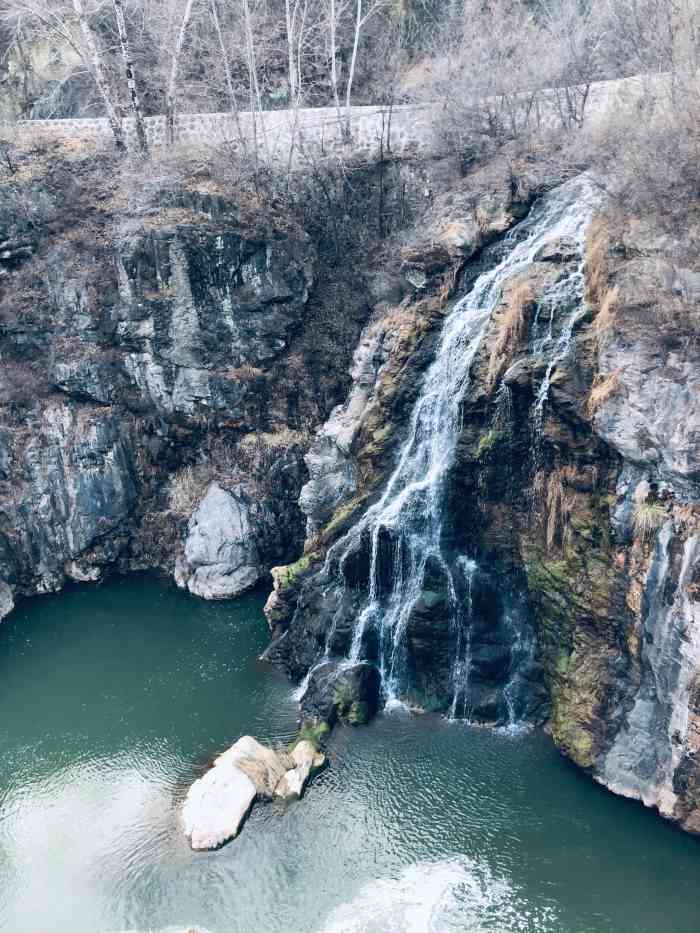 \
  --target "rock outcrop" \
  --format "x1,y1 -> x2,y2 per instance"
0,140 -> 454,616
176,483 -> 262,598
183,735 -> 325,850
